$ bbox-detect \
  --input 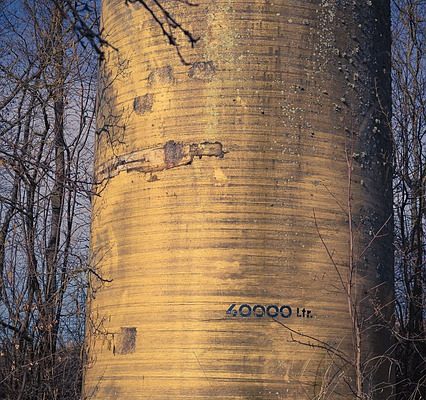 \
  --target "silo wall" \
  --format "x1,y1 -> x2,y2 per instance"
84,0 -> 393,398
